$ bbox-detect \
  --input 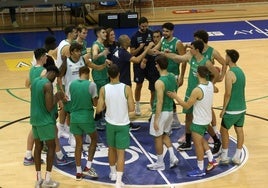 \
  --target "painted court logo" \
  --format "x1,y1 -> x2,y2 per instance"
52,122 -> 248,187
